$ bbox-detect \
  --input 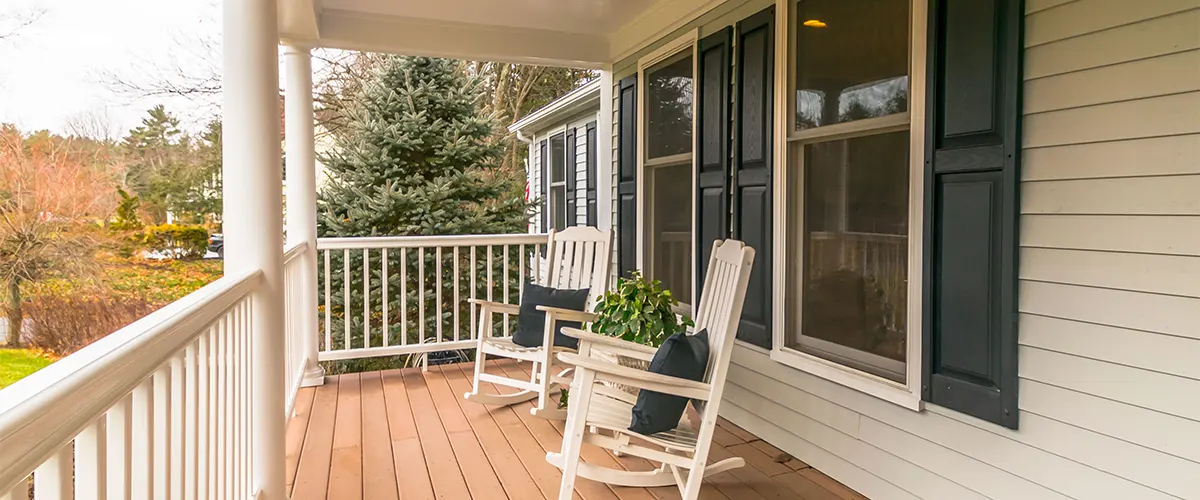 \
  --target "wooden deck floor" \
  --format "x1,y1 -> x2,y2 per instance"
285,359 -> 868,500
